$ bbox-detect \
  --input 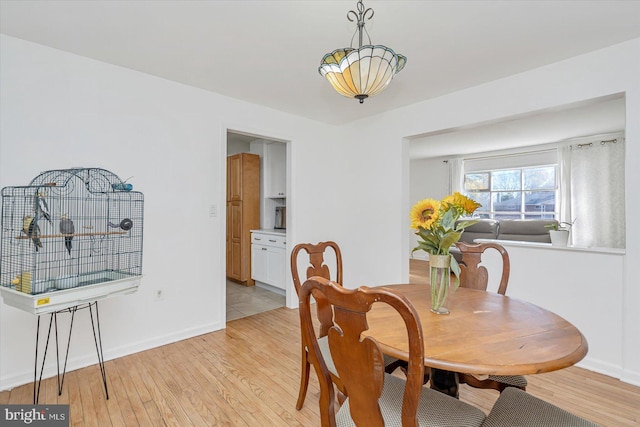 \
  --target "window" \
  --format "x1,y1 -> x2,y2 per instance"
453,133 -> 624,248
464,165 -> 557,220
